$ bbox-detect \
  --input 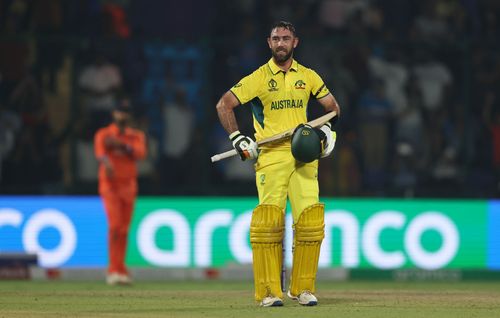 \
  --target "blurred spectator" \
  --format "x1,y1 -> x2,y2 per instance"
325,51 -> 357,127
160,88 -> 195,188
101,3 -> 130,39
32,0 -> 65,93
343,43 -> 371,91
236,18 -> 262,75
482,92 -> 500,186
394,75 -> 425,154
0,0 -> 32,33
78,51 -> 122,139
332,129 -> 362,196
357,78 -> 392,193
0,7 -> 31,103
368,47 -> 409,118
472,48 -> 500,102
412,50 -> 452,124
429,146 -> 461,195
0,102 -> 21,183
2,73 -> 62,191
391,142 -> 418,198
318,0 -> 369,33
412,1 -> 451,43
423,105 -> 463,196
481,4 -> 500,43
